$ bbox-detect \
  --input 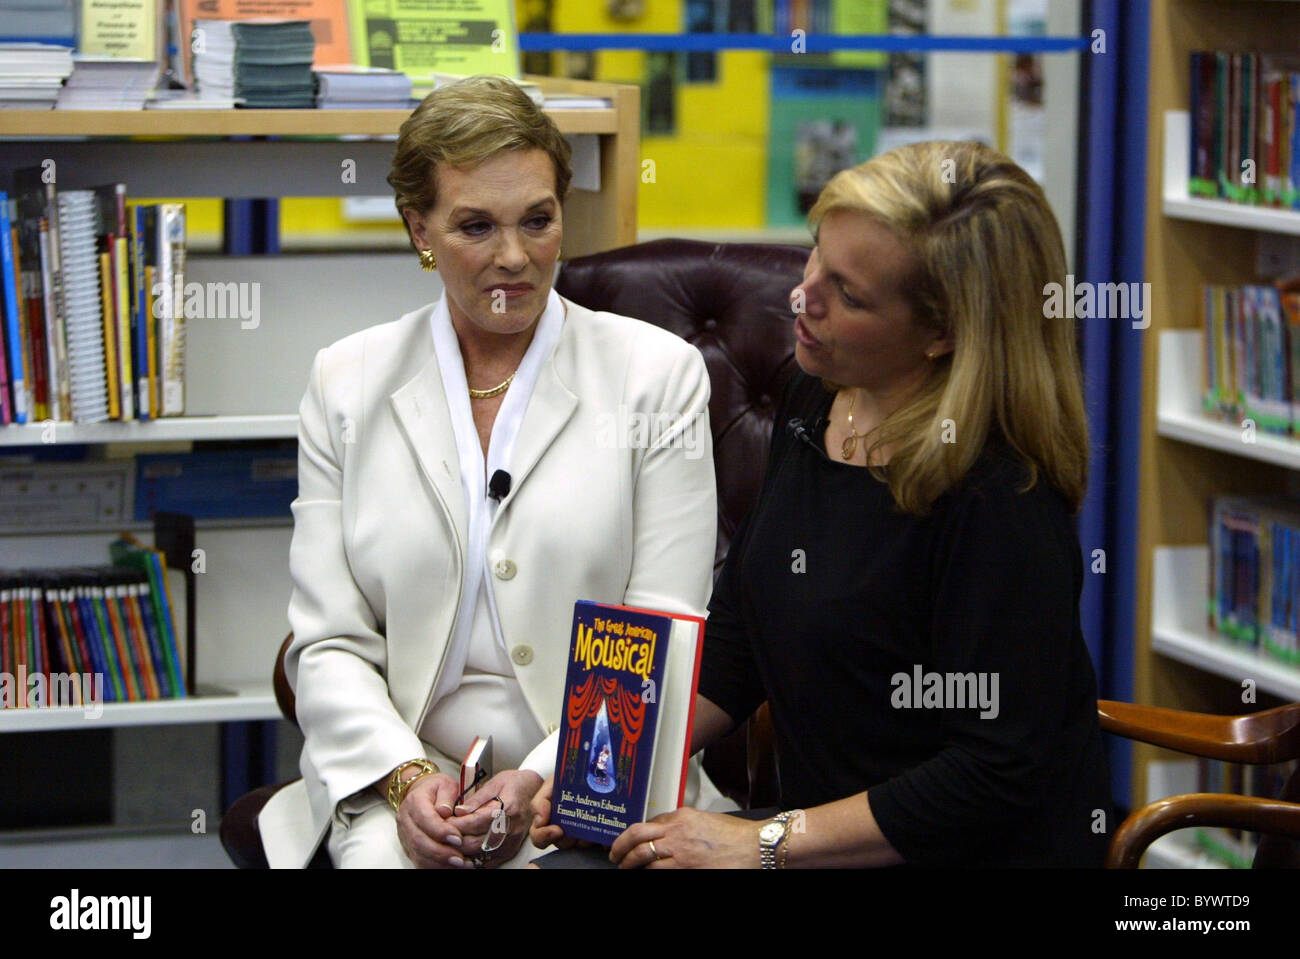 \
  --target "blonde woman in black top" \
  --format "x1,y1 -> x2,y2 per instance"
531,140 -> 1112,868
